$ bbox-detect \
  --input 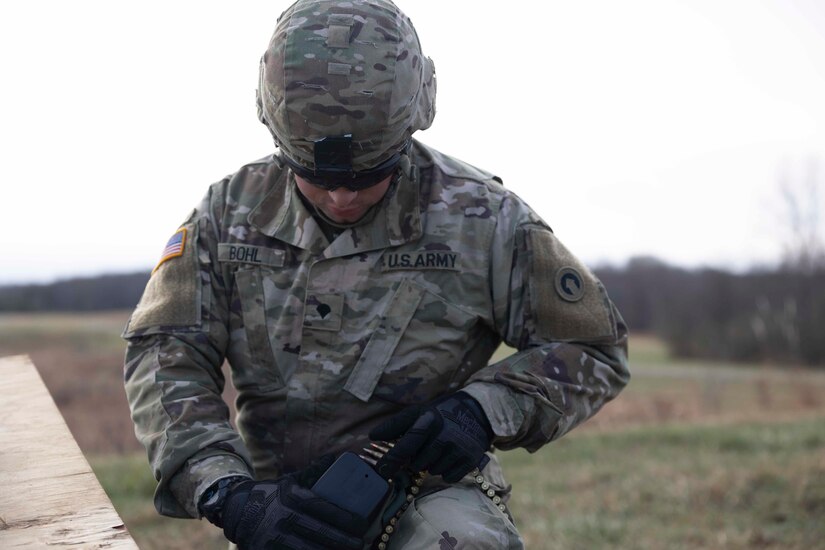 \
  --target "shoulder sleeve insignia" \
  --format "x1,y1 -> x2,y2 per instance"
125,223 -> 200,336
153,228 -> 187,274
526,227 -> 617,342
554,267 -> 585,302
